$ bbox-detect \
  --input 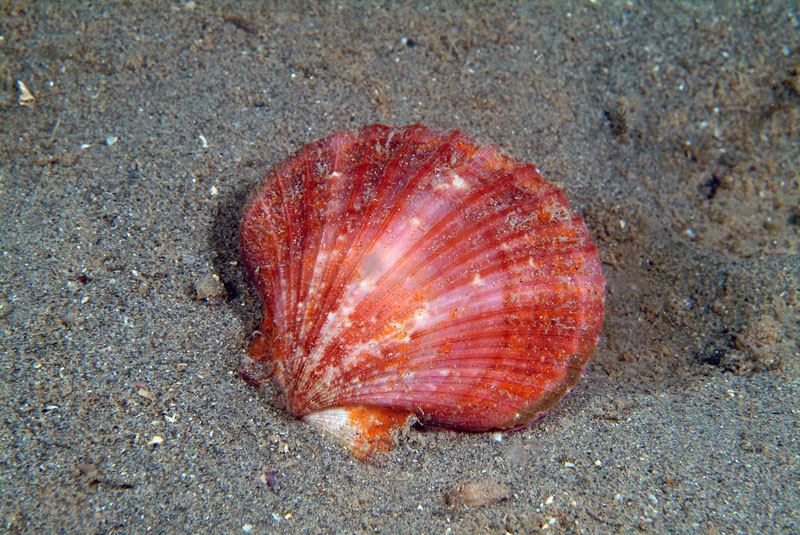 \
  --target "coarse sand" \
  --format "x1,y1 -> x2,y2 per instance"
1,1 -> 798,533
